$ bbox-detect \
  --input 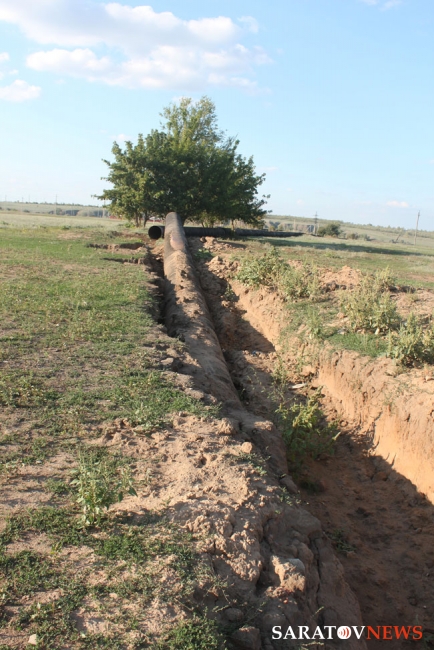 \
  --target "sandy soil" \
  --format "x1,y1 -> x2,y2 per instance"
191,236 -> 434,649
